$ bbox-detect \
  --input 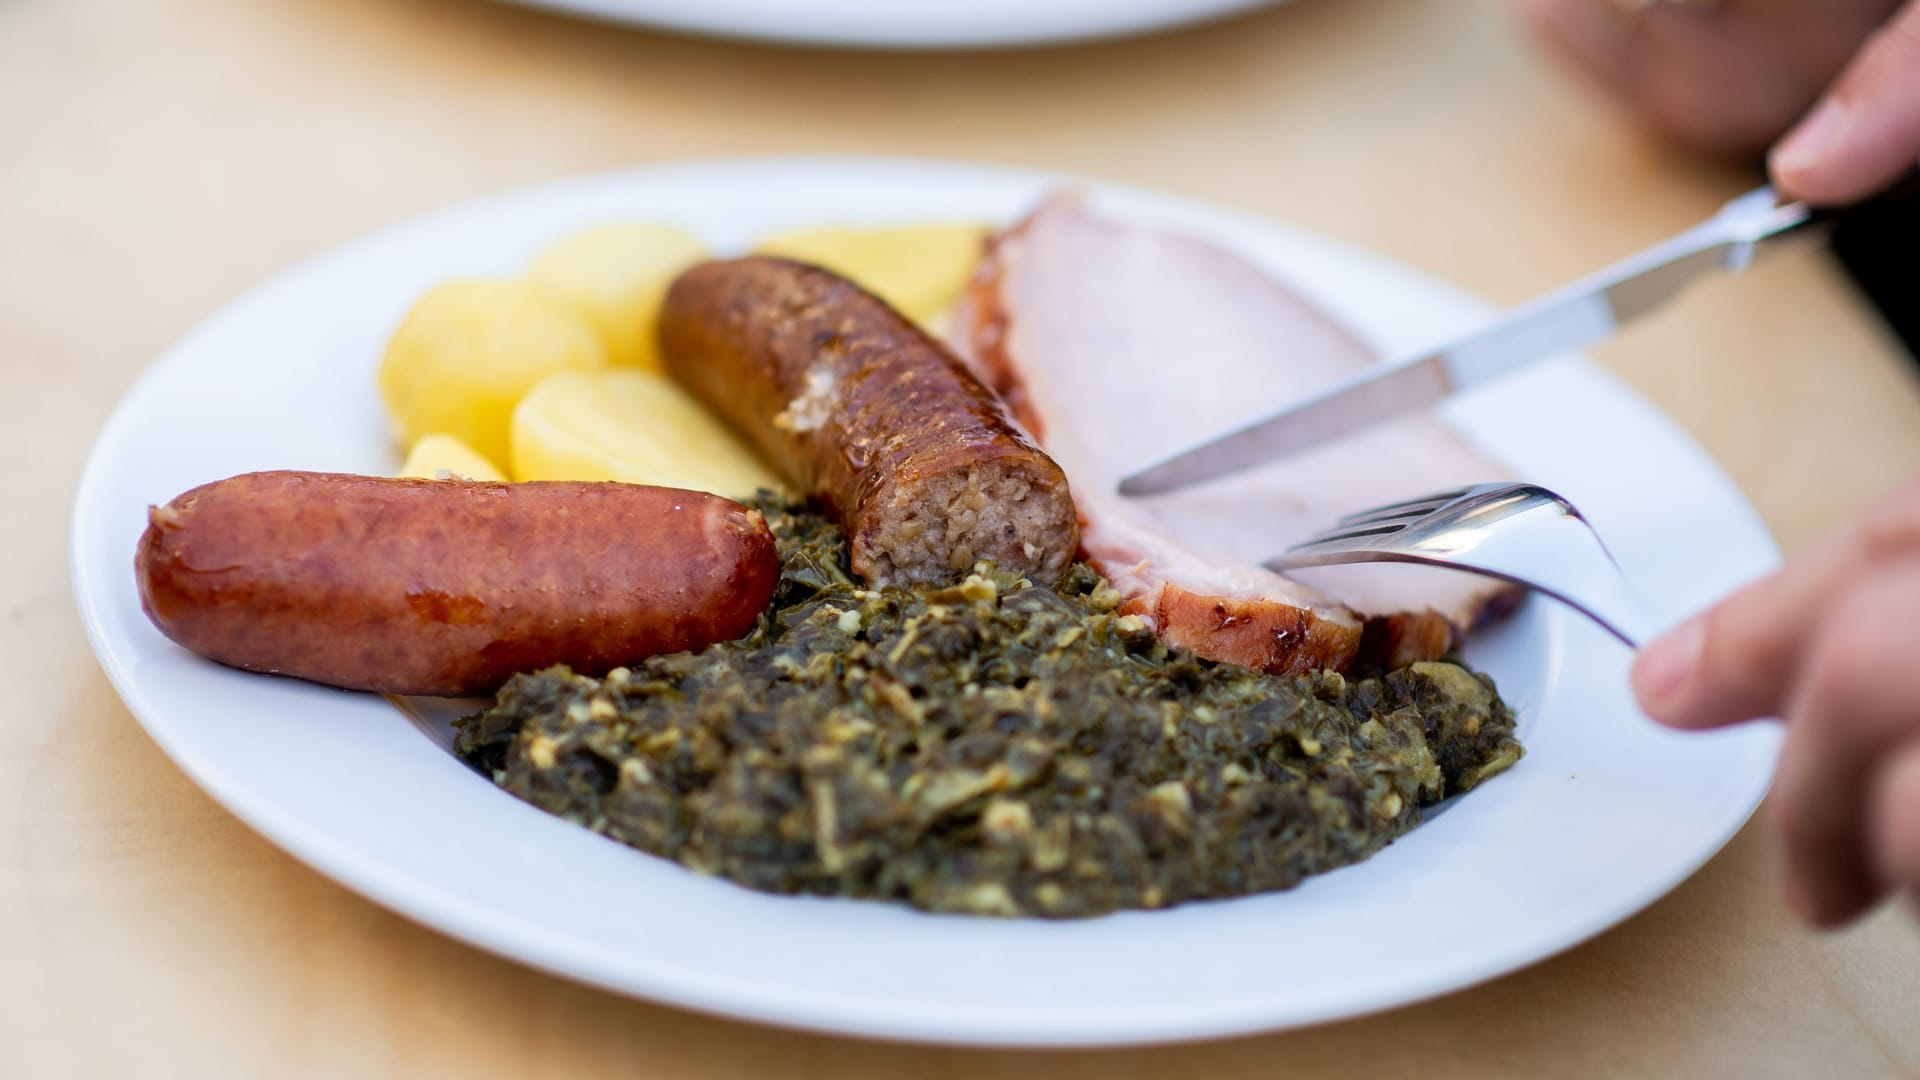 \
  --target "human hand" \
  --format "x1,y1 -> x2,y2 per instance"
1770,0 -> 1920,202
1632,475 -> 1920,926
1521,0 -> 1920,202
